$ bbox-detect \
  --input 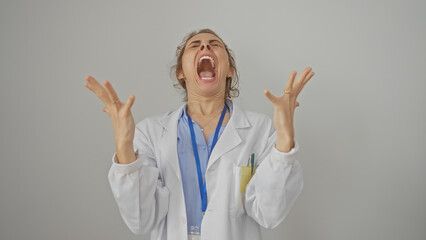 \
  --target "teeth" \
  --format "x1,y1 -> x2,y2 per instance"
198,55 -> 215,68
